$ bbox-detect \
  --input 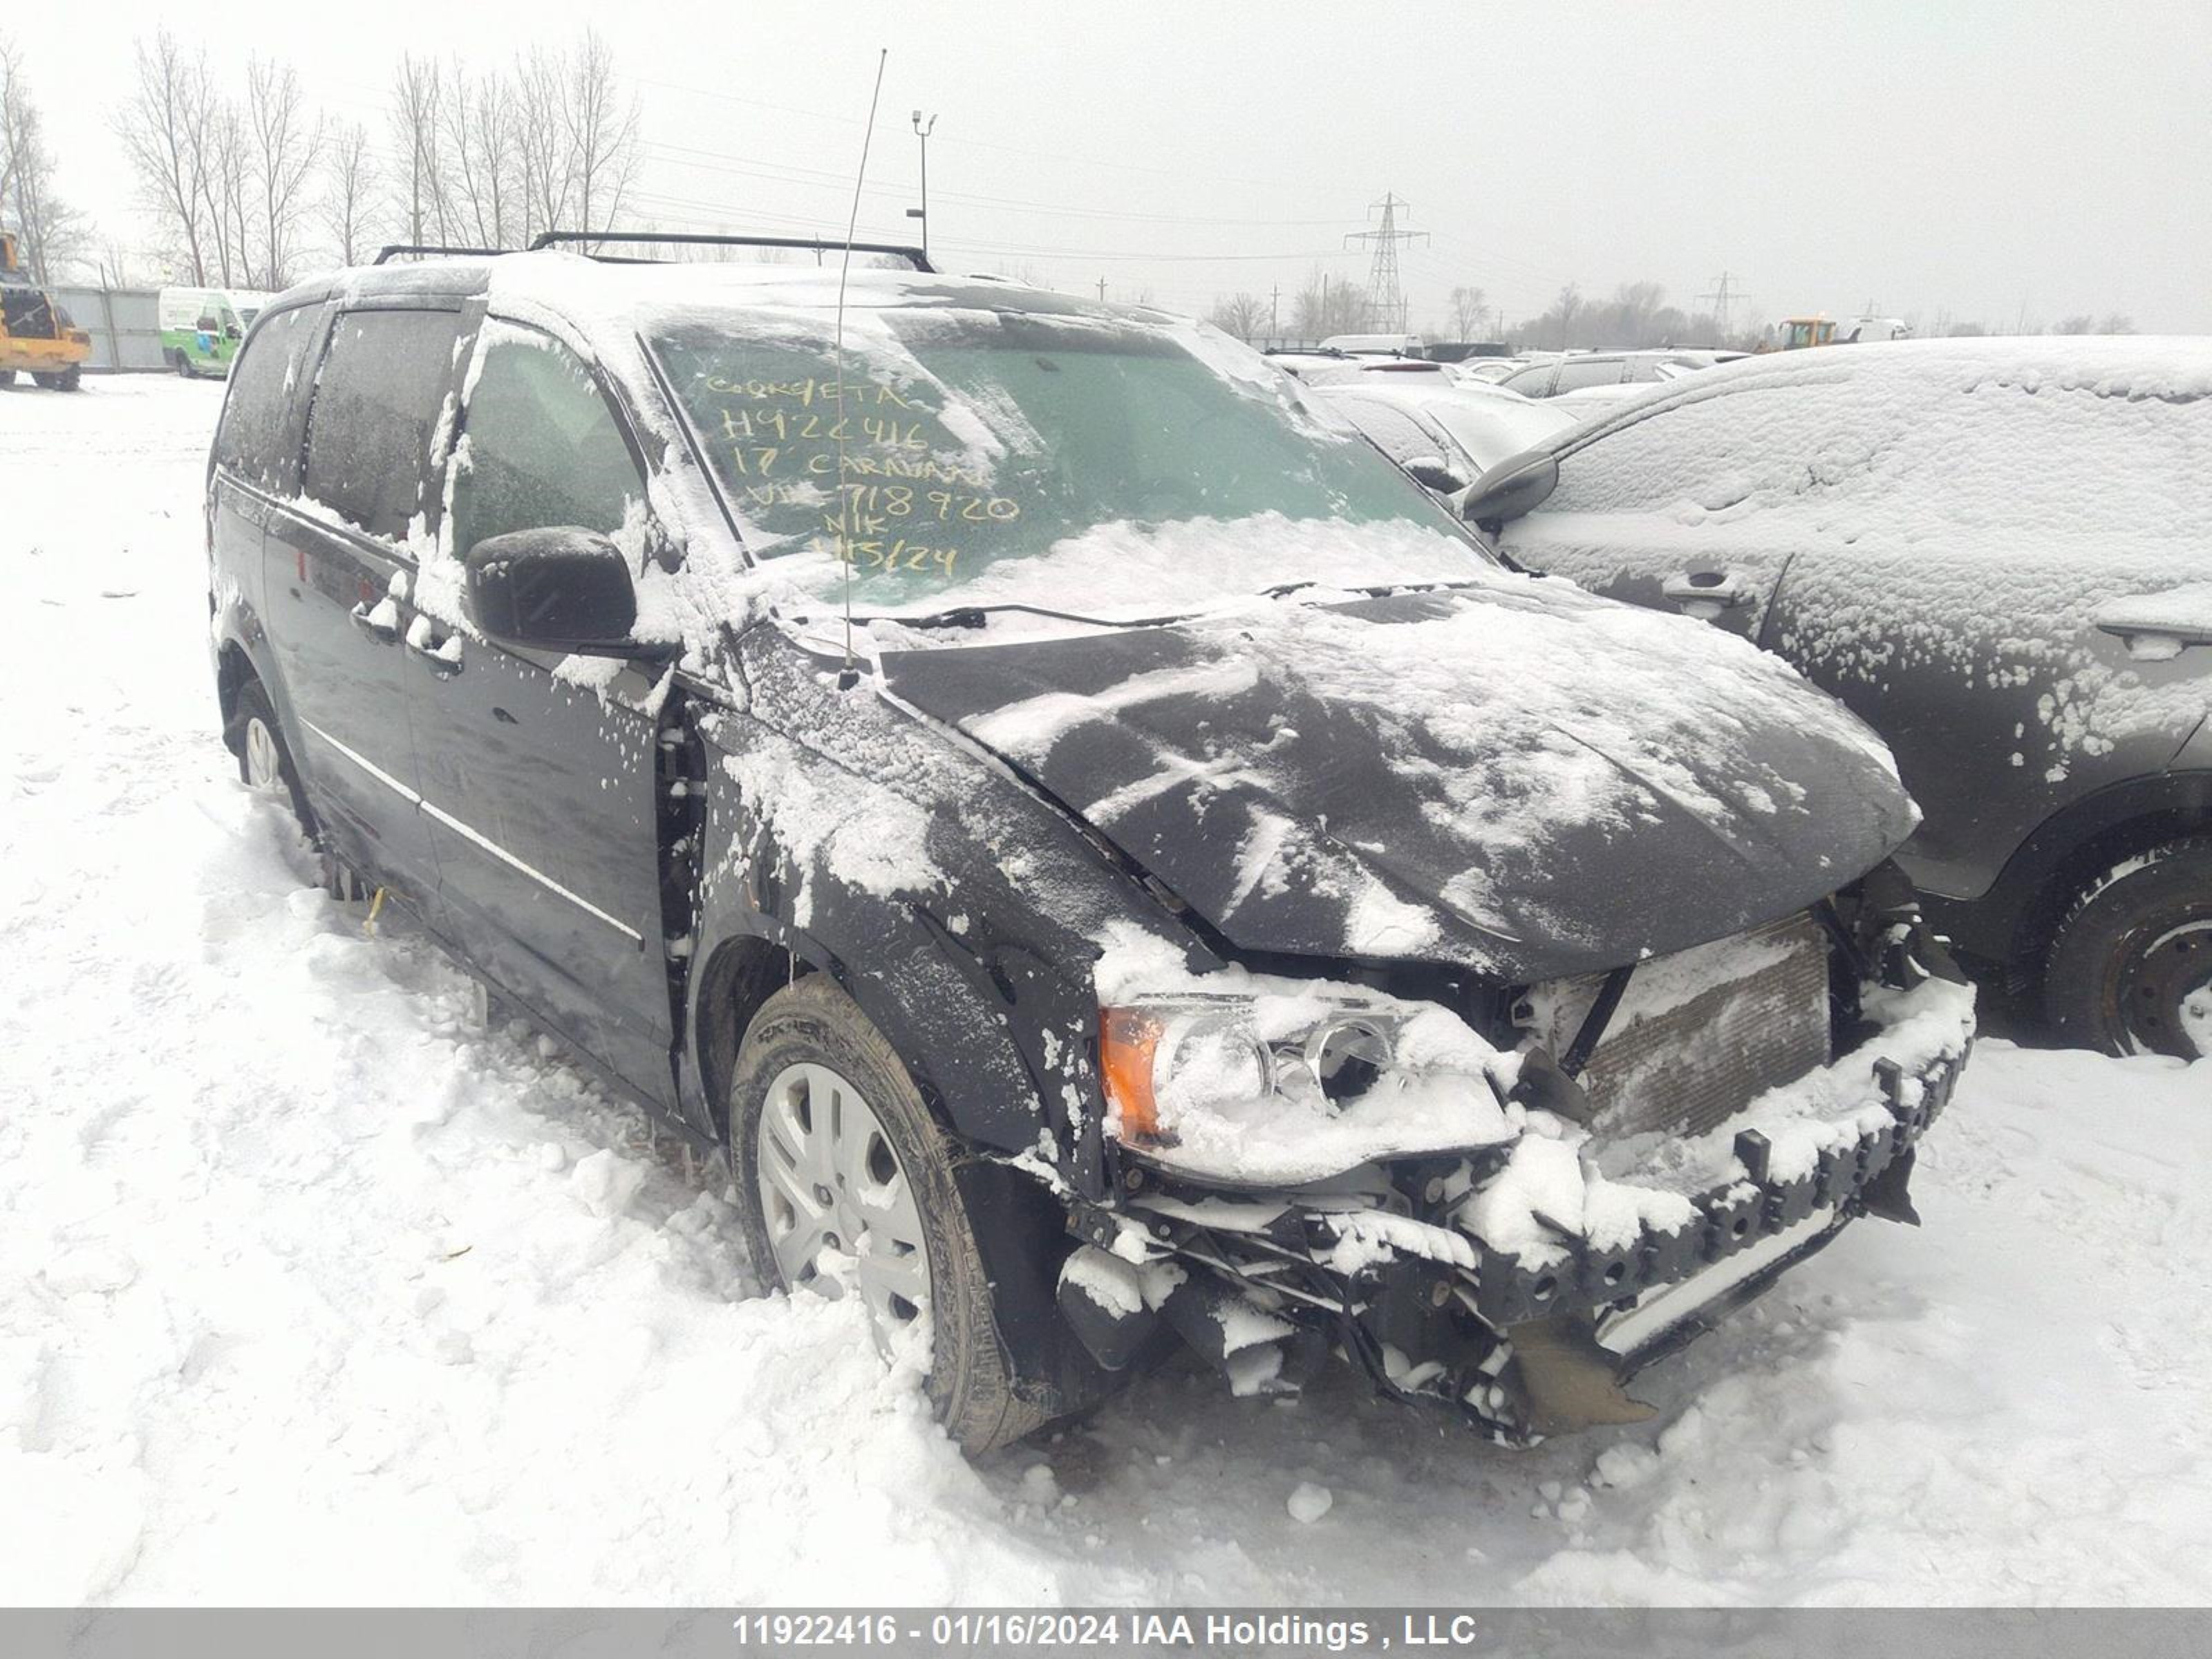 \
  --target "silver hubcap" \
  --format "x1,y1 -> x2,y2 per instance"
243,717 -> 283,794
756,1062 -> 932,1343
